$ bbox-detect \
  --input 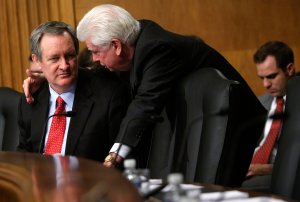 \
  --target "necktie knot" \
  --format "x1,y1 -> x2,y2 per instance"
275,97 -> 284,114
56,96 -> 65,113
276,97 -> 284,108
